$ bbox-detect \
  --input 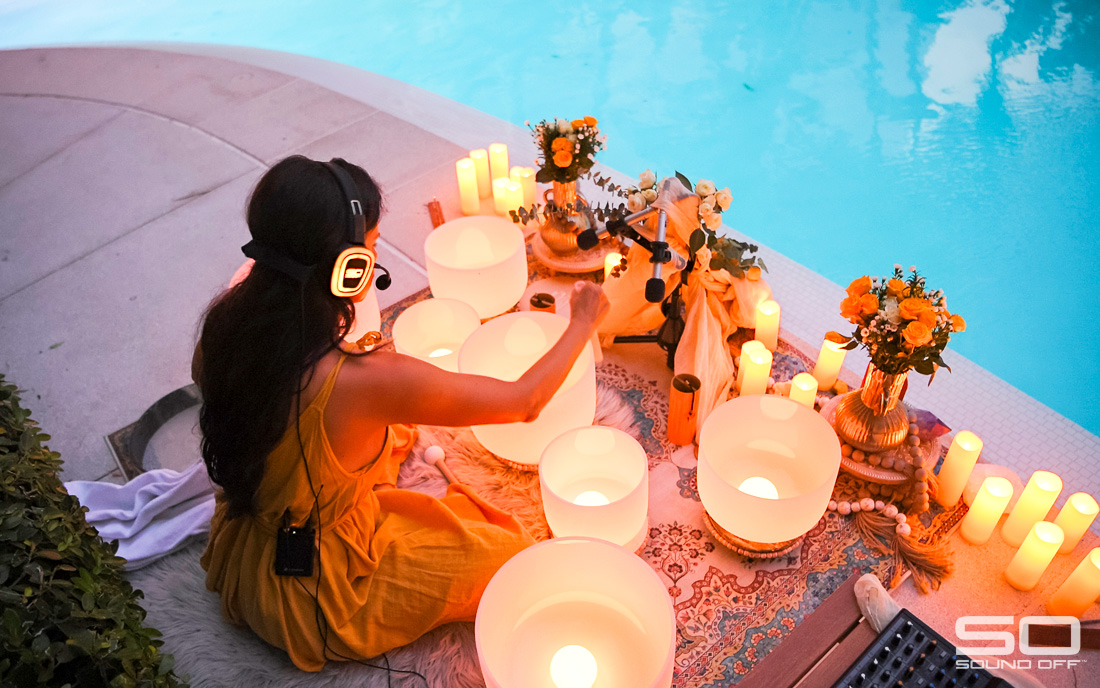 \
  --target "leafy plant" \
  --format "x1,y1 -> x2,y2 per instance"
0,375 -> 187,688
529,116 -> 605,184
